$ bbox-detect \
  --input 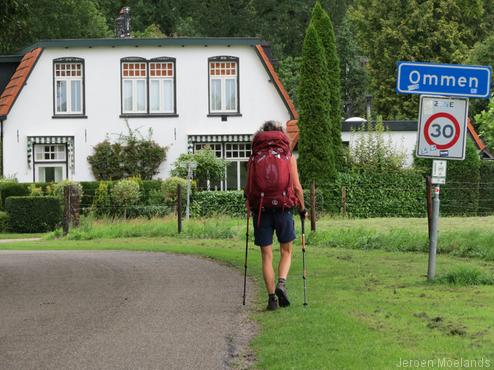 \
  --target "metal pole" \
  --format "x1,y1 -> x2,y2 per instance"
186,164 -> 192,220
427,185 -> 440,280
426,176 -> 432,238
